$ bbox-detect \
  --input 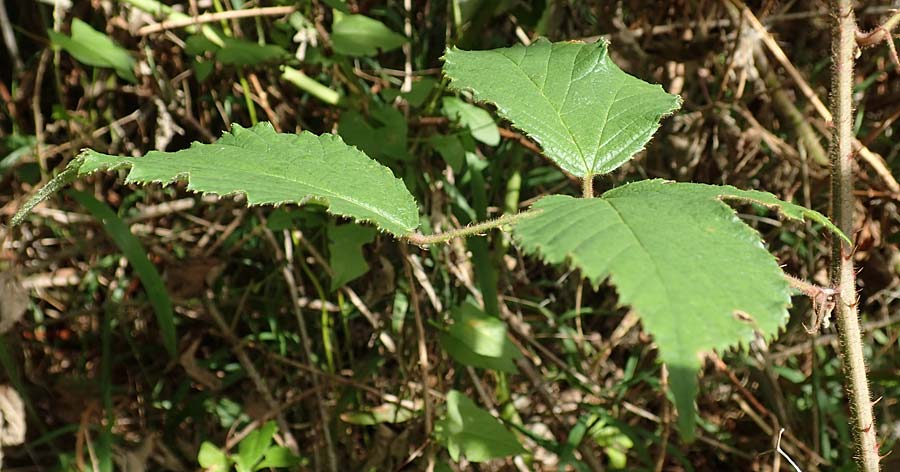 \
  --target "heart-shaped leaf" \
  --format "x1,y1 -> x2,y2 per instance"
443,38 -> 681,177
